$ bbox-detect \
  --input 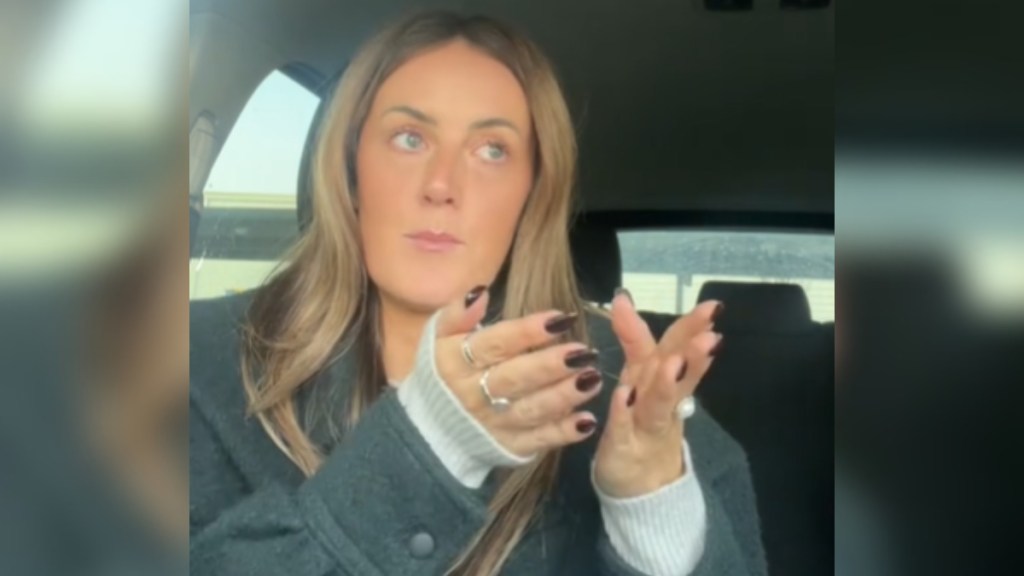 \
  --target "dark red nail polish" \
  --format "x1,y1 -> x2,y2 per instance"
544,313 -> 578,334
575,370 -> 602,392
565,348 -> 599,369
711,302 -> 725,321
709,337 -> 723,357
626,388 -> 637,407
465,285 -> 487,308
576,419 -> 597,434
676,363 -> 688,382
